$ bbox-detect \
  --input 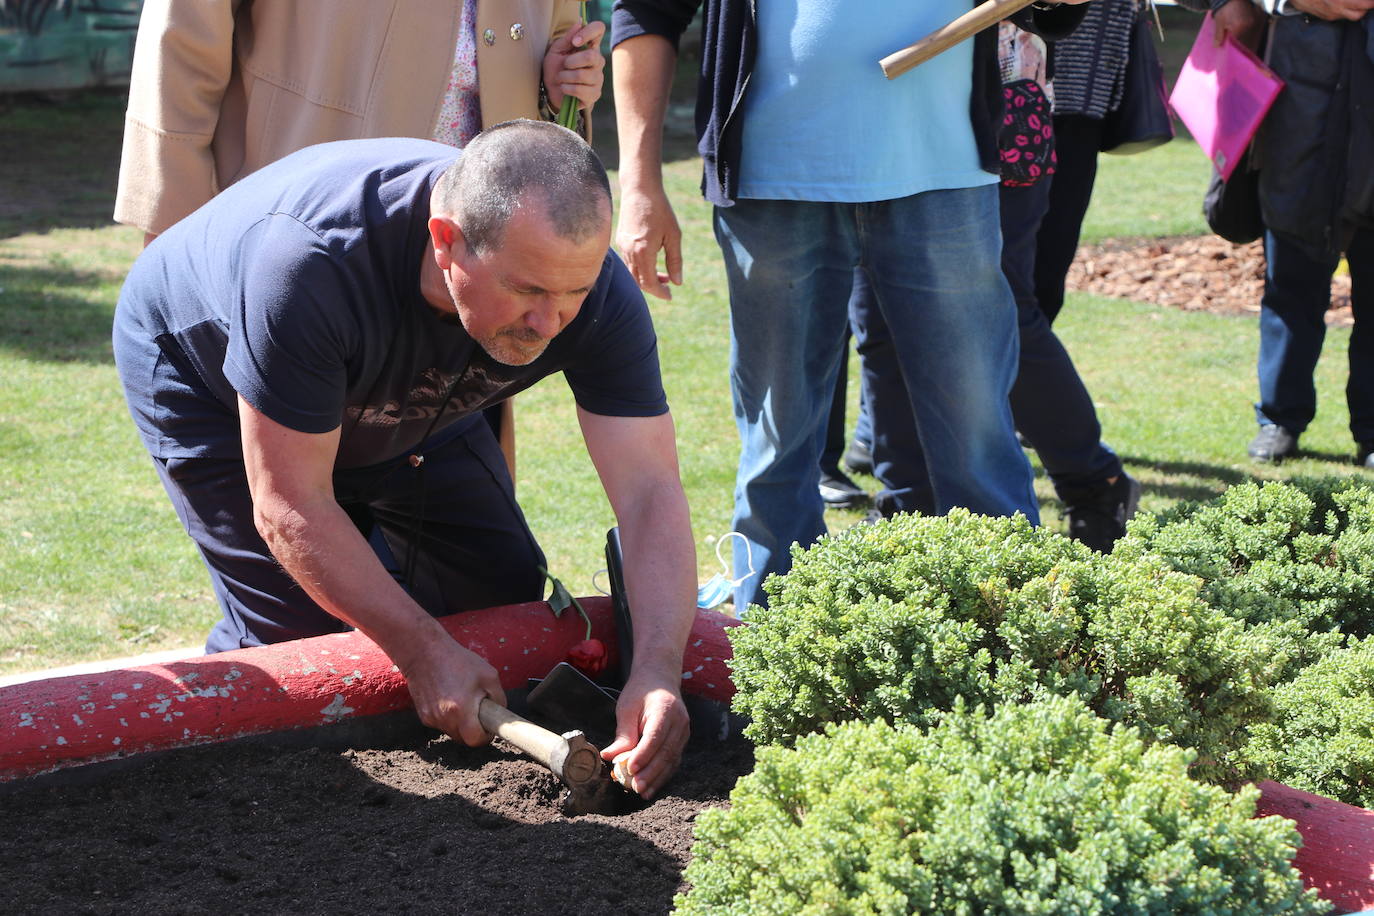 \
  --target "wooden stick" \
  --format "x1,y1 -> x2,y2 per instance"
479,697 -> 615,814
880,0 -> 1037,80
479,697 -> 573,777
